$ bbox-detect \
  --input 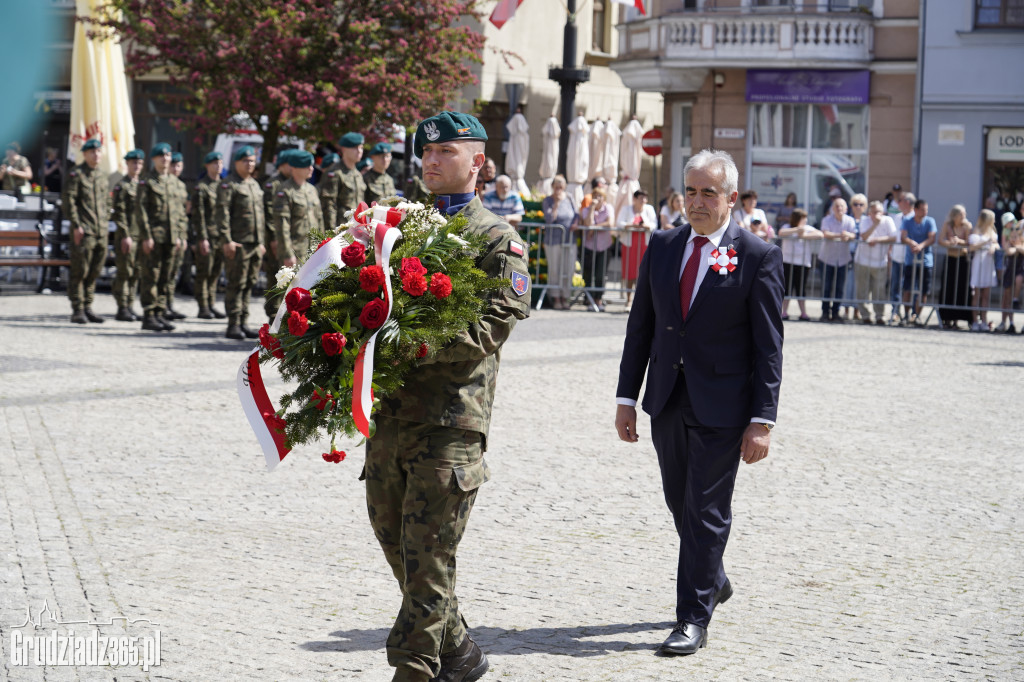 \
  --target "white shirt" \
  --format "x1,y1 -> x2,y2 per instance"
854,215 -> 898,268
617,218 -> 774,428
